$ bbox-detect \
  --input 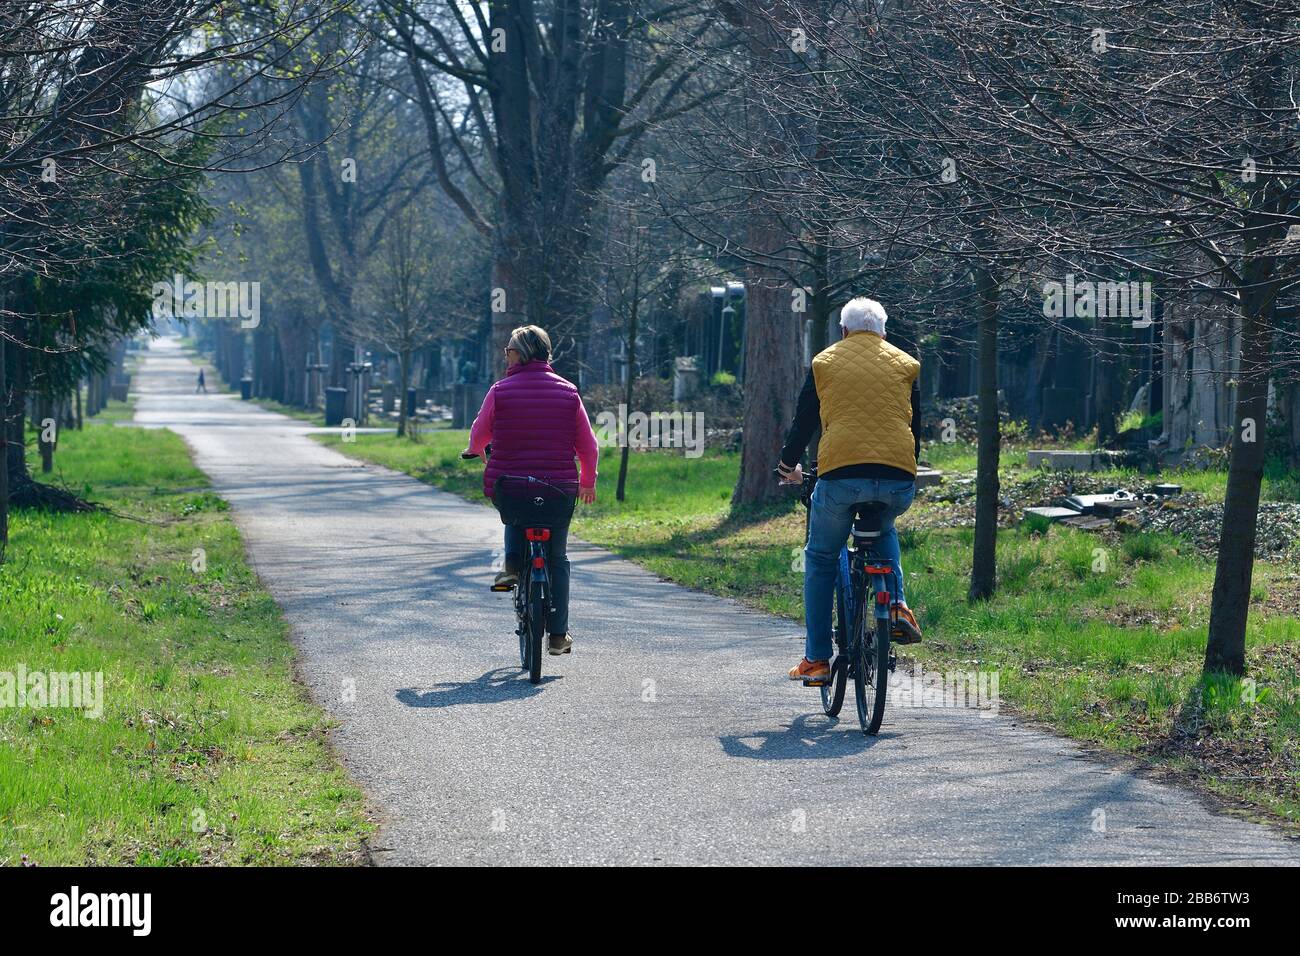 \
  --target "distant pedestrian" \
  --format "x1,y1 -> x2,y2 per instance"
196,369 -> 207,394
